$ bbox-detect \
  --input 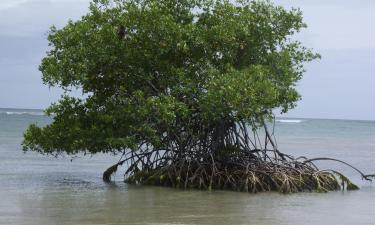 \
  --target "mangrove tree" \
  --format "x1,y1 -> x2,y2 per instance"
22,0 -> 373,193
